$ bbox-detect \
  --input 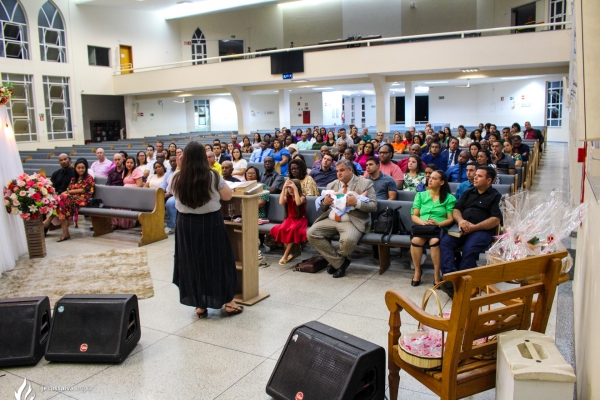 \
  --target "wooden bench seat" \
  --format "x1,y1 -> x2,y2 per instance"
79,185 -> 167,247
